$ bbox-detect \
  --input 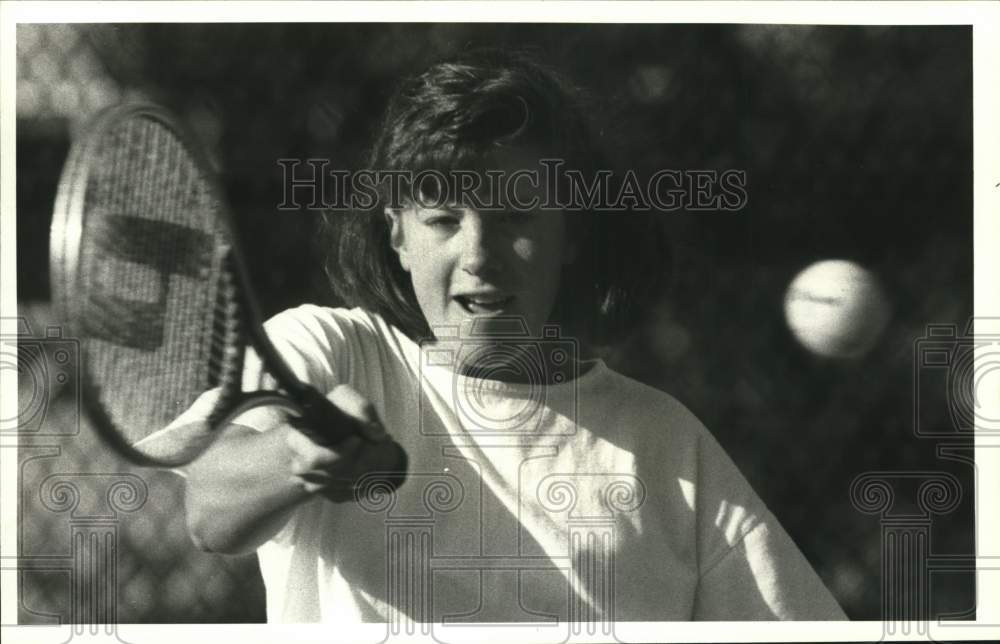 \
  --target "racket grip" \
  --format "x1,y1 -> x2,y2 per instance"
291,386 -> 360,445
374,441 -> 408,493
291,386 -> 408,492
